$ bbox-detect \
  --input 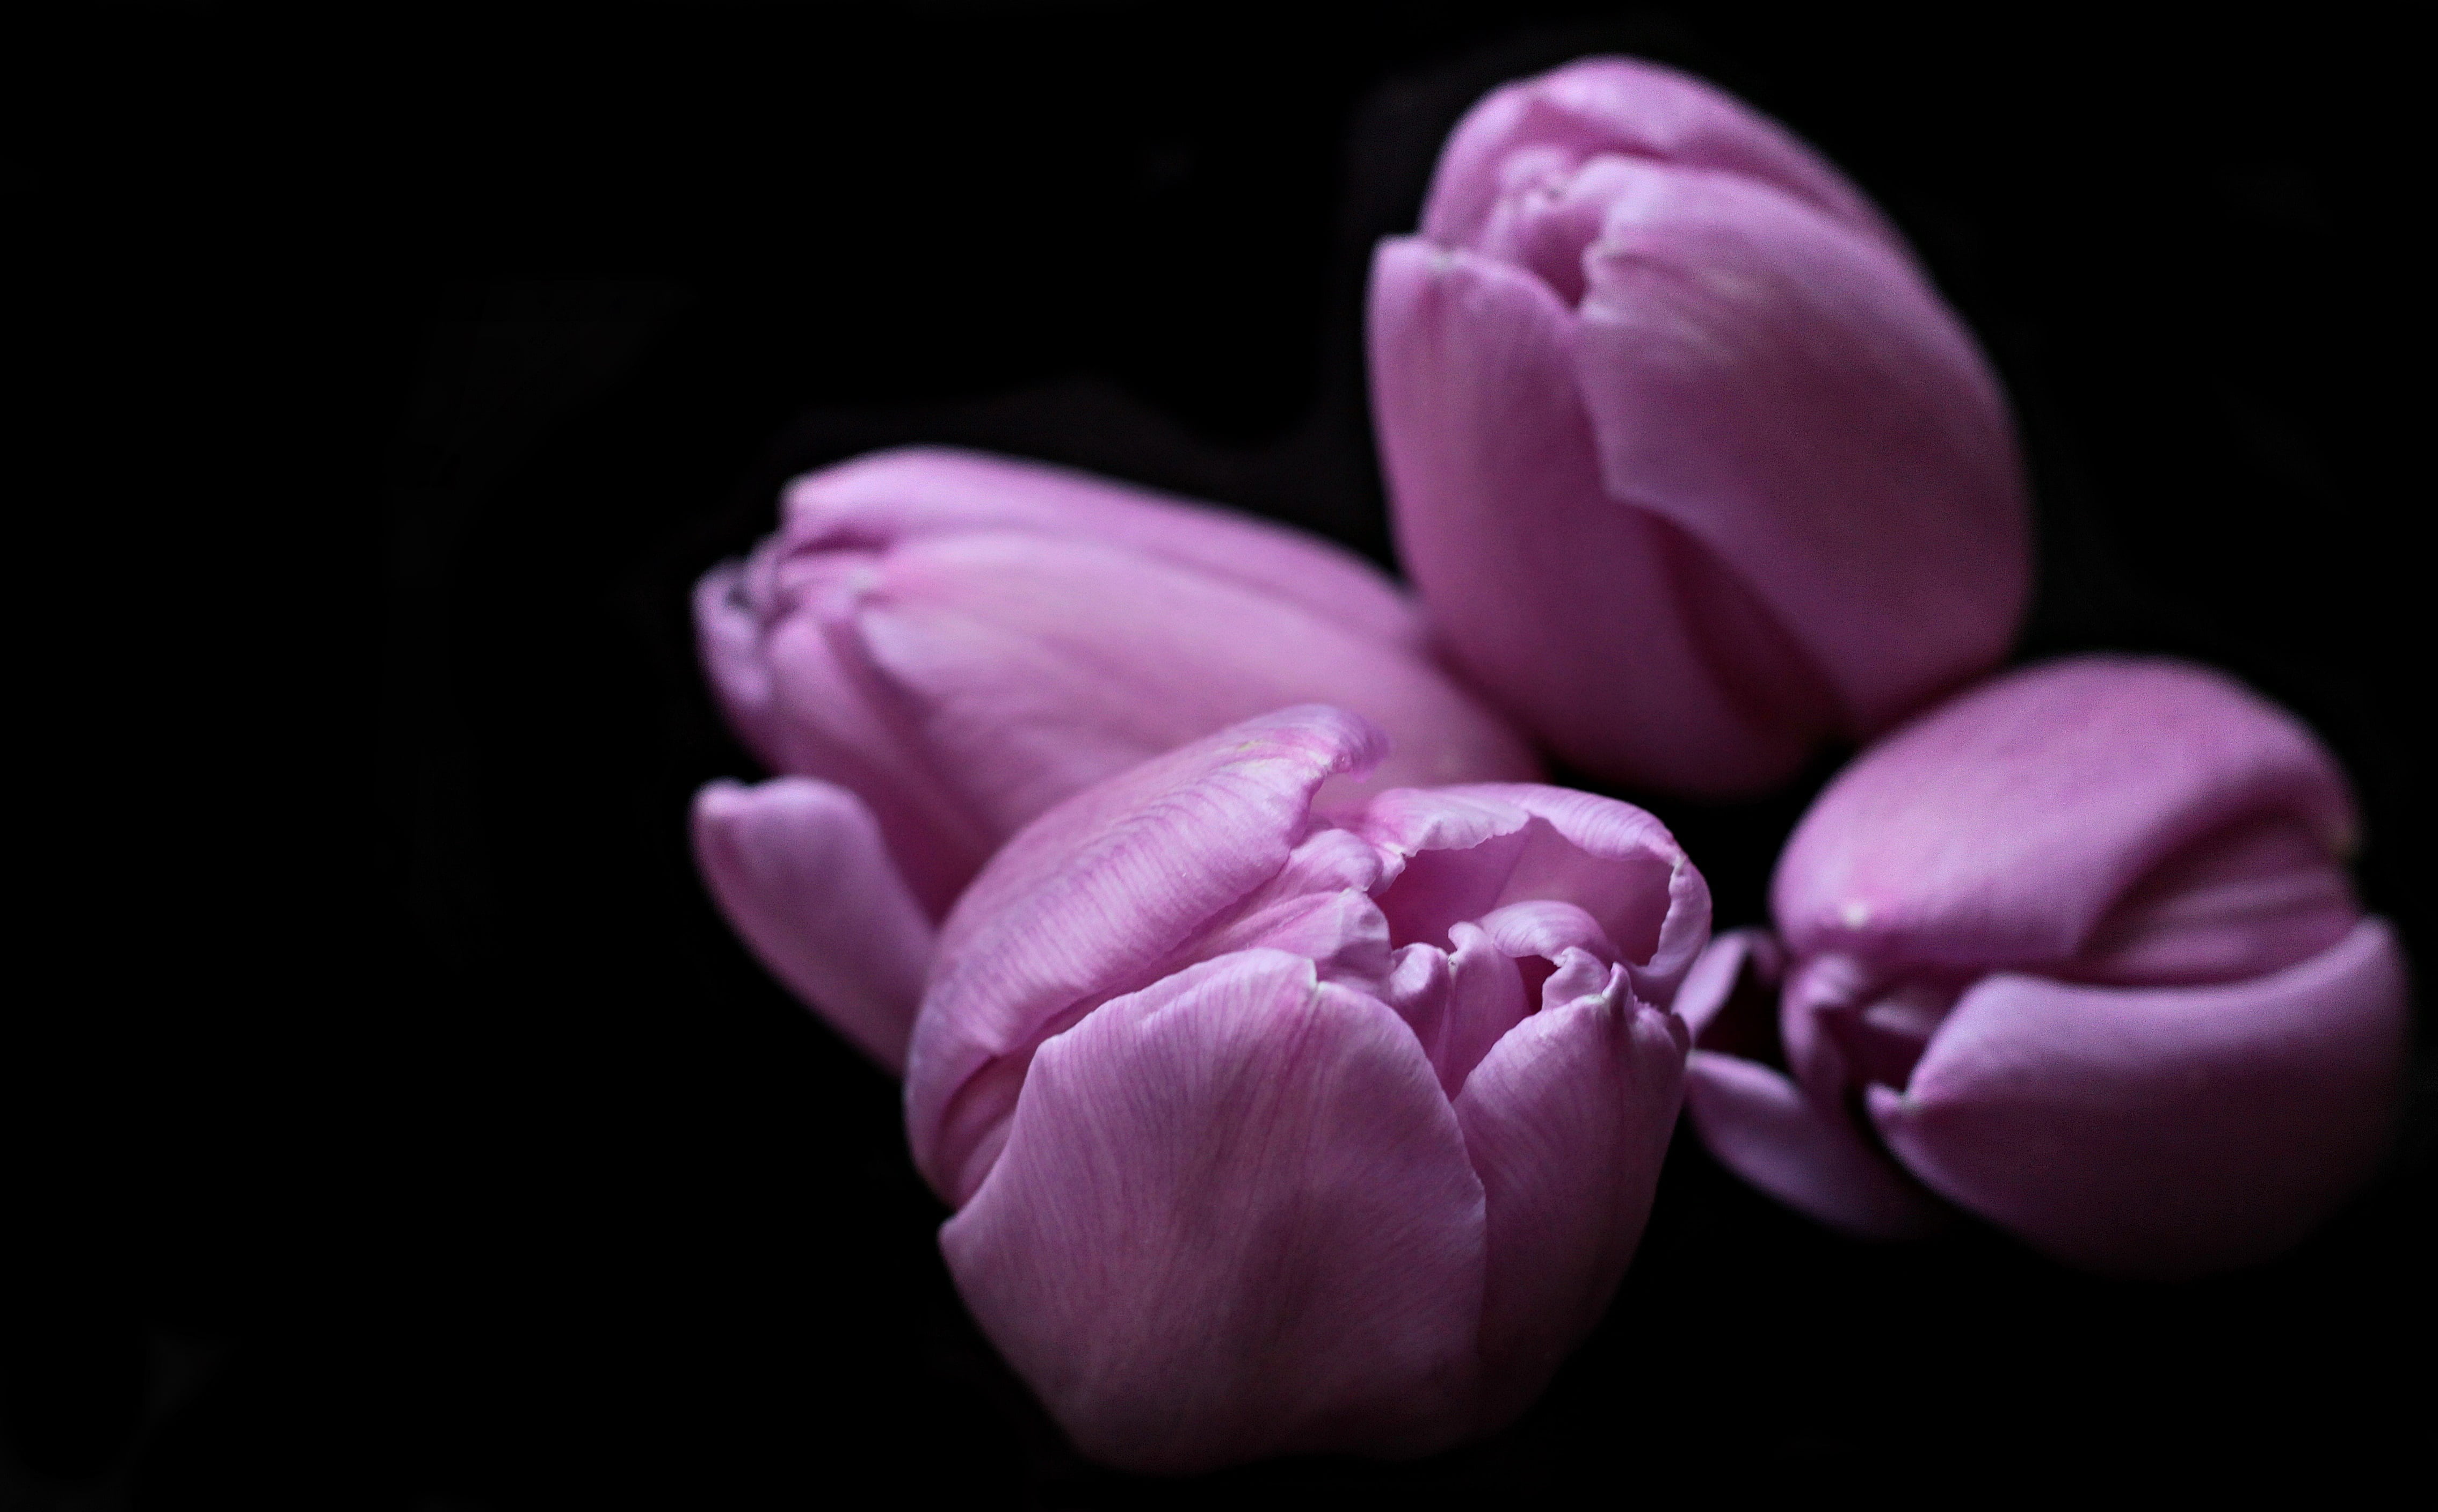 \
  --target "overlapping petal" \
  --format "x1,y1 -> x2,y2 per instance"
939,949 -> 1485,1472
1774,657 -> 2357,975
907,706 -> 1387,1203
1871,919 -> 2410,1276
690,778 -> 937,1072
